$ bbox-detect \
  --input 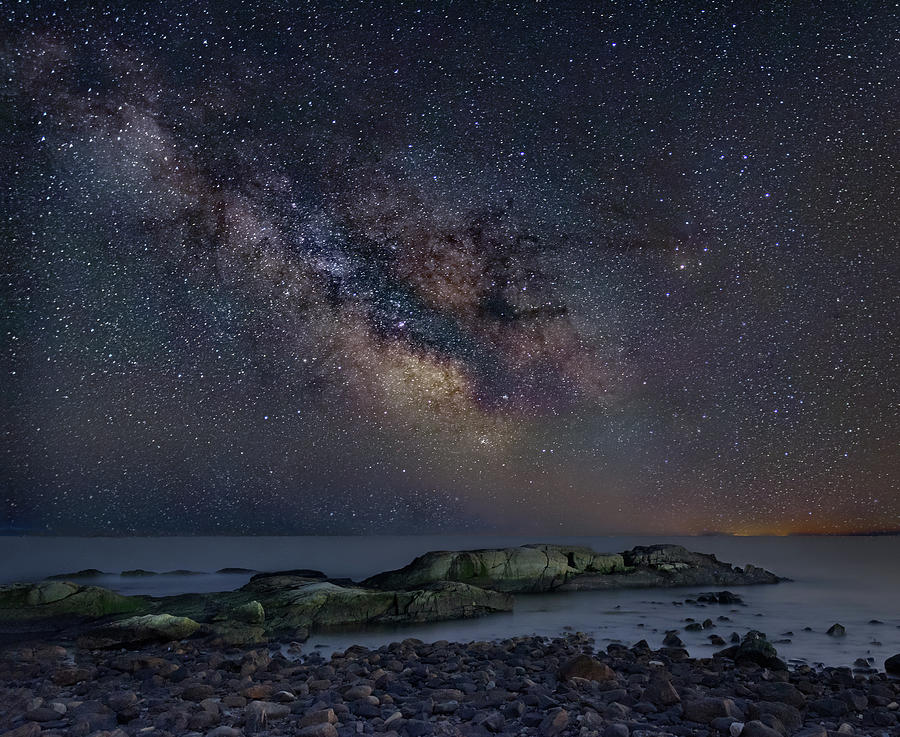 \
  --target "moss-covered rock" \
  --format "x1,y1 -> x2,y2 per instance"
363,545 -> 626,593
77,613 -> 201,649
364,543 -> 781,593
0,581 -> 145,621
